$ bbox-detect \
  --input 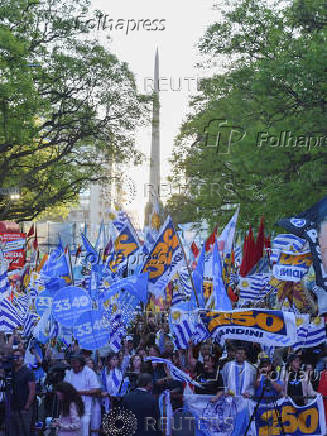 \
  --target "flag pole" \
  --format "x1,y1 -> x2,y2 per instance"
178,235 -> 200,308
68,248 -> 74,286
